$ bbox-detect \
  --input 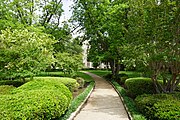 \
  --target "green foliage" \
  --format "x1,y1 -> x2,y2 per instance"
16,77 -> 79,93
135,93 -> 180,120
0,77 -> 73,120
0,28 -> 55,78
0,90 -> 70,120
37,71 -> 65,77
0,85 -> 15,95
75,77 -> 85,88
111,81 -> 146,120
125,77 -> 155,98
60,81 -> 95,120
55,52 -> 83,76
